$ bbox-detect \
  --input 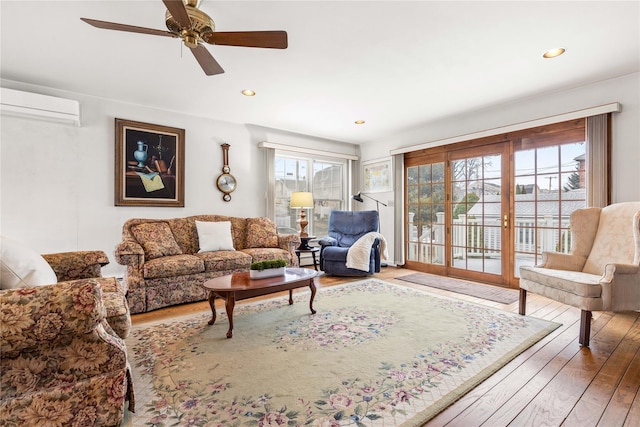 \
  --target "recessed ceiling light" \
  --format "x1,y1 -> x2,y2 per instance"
241,89 -> 256,96
354,120 -> 365,125
543,48 -> 566,59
